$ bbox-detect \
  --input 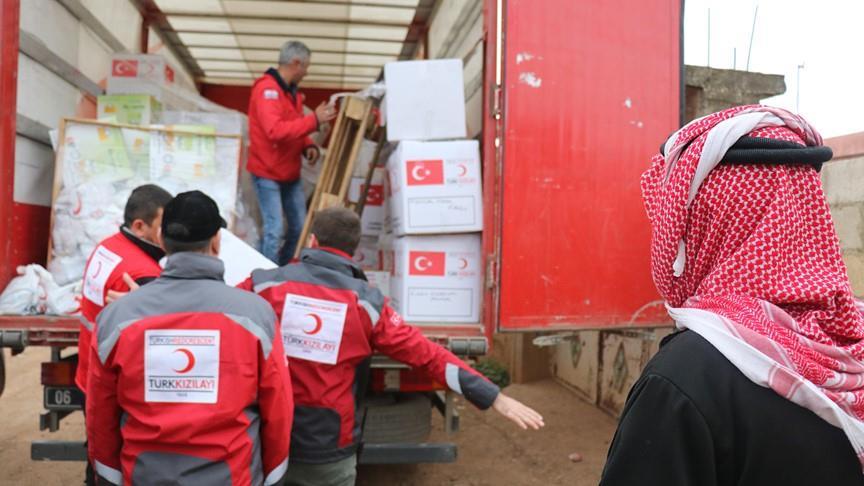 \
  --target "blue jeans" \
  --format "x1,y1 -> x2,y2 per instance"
252,175 -> 307,265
